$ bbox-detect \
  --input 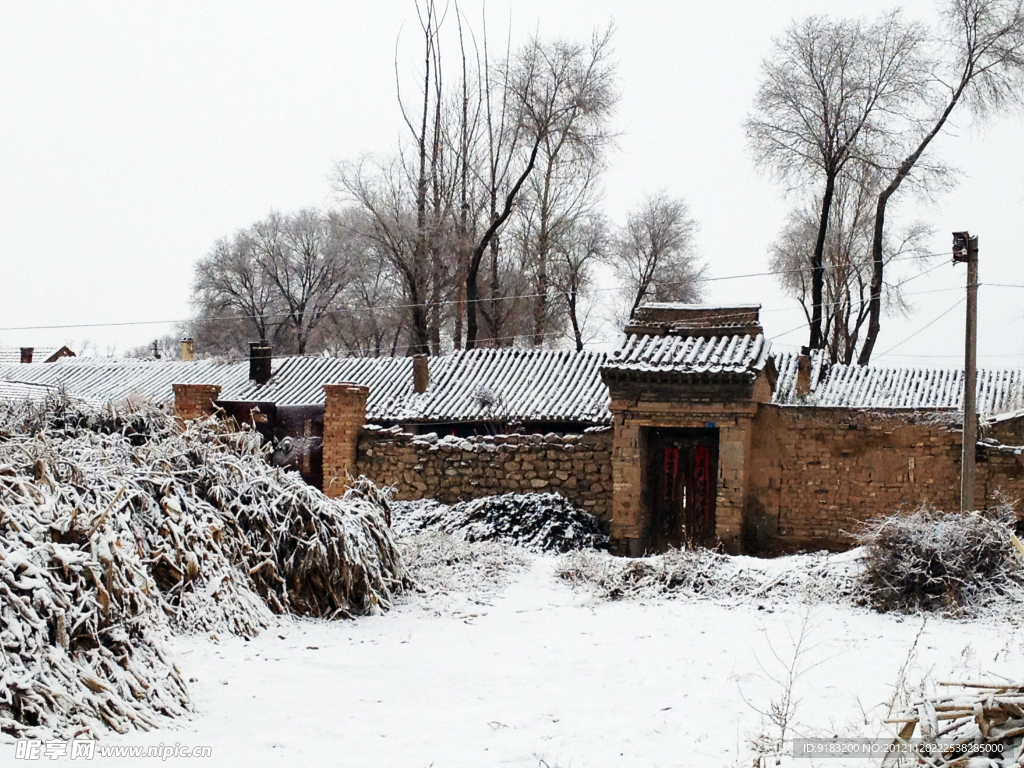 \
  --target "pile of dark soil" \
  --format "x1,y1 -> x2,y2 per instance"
393,492 -> 608,553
